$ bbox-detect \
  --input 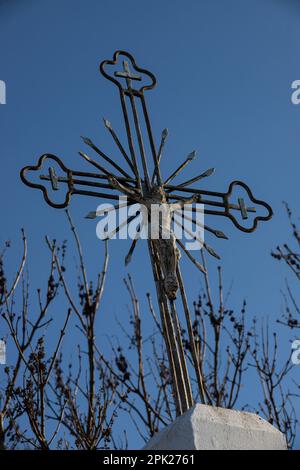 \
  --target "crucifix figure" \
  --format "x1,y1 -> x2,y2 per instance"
20,50 -> 273,416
